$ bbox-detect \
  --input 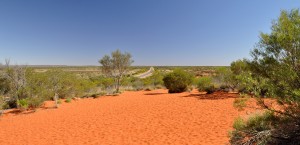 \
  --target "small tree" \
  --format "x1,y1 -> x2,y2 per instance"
99,49 -> 134,93
163,69 -> 193,93
230,9 -> 300,144
45,69 -> 76,108
197,77 -> 215,94
150,70 -> 164,87
215,60 -> 250,92
3,59 -> 28,109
